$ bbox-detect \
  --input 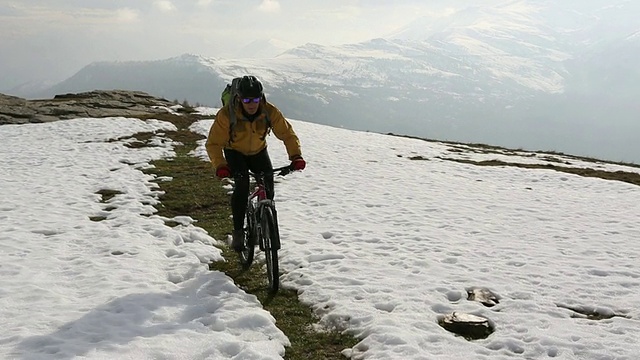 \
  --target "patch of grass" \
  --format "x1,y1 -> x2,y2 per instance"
392,130 -> 640,186
388,132 -> 640,168
442,158 -> 640,187
96,189 -> 123,202
90,189 -> 123,221
136,113 -> 232,241
137,111 -> 359,359
162,220 -> 182,228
